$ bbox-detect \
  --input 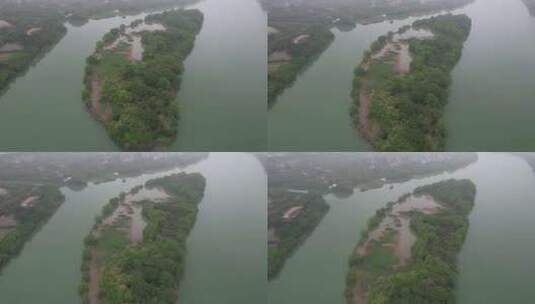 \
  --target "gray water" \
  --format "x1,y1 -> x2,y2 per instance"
445,0 -> 535,150
269,0 -> 535,152
0,153 -> 267,304
268,153 -> 535,303
267,14 -> 445,151
0,0 -> 266,151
